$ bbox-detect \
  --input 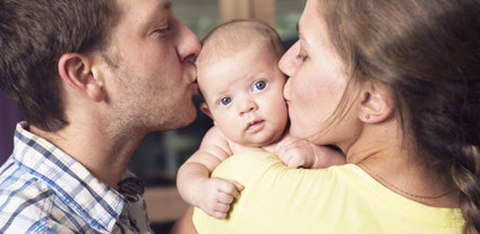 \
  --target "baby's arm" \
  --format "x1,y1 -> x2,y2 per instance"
272,133 -> 346,169
177,126 -> 244,219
